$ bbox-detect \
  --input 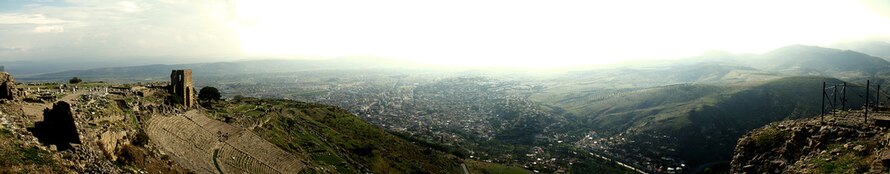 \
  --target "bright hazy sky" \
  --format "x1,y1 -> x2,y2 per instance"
1,0 -> 890,67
